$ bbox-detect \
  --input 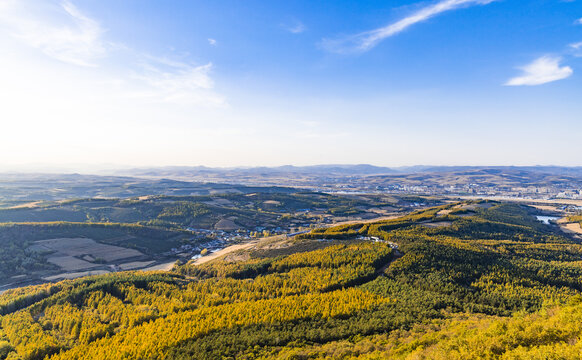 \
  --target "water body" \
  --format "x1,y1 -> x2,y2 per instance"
536,216 -> 559,225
